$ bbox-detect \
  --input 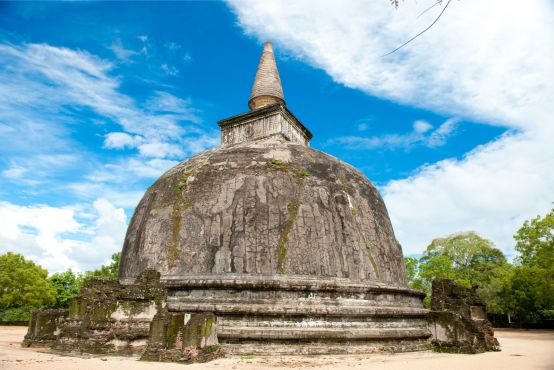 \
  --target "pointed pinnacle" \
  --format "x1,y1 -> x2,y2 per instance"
248,42 -> 285,110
